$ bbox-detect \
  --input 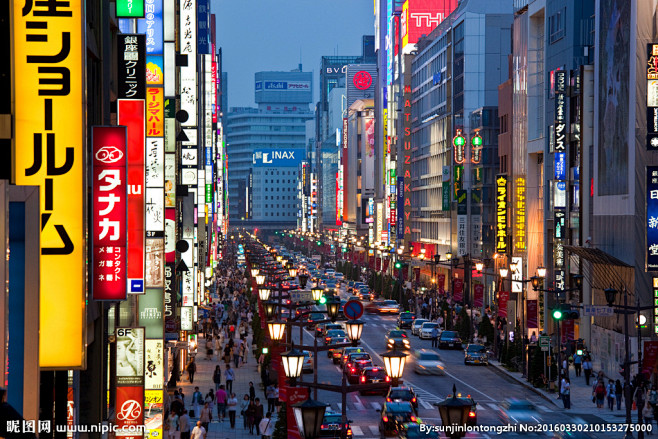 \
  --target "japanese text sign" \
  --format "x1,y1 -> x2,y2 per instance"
92,127 -> 128,301
117,0 -> 145,18
647,167 -> 658,271
12,0 -> 86,368
118,35 -> 146,100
